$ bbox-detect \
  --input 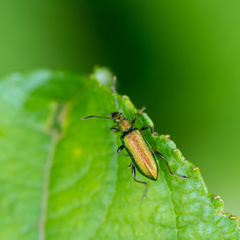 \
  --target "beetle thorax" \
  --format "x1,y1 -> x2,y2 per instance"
111,112 -> 132,133
118,119 -> 132,132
